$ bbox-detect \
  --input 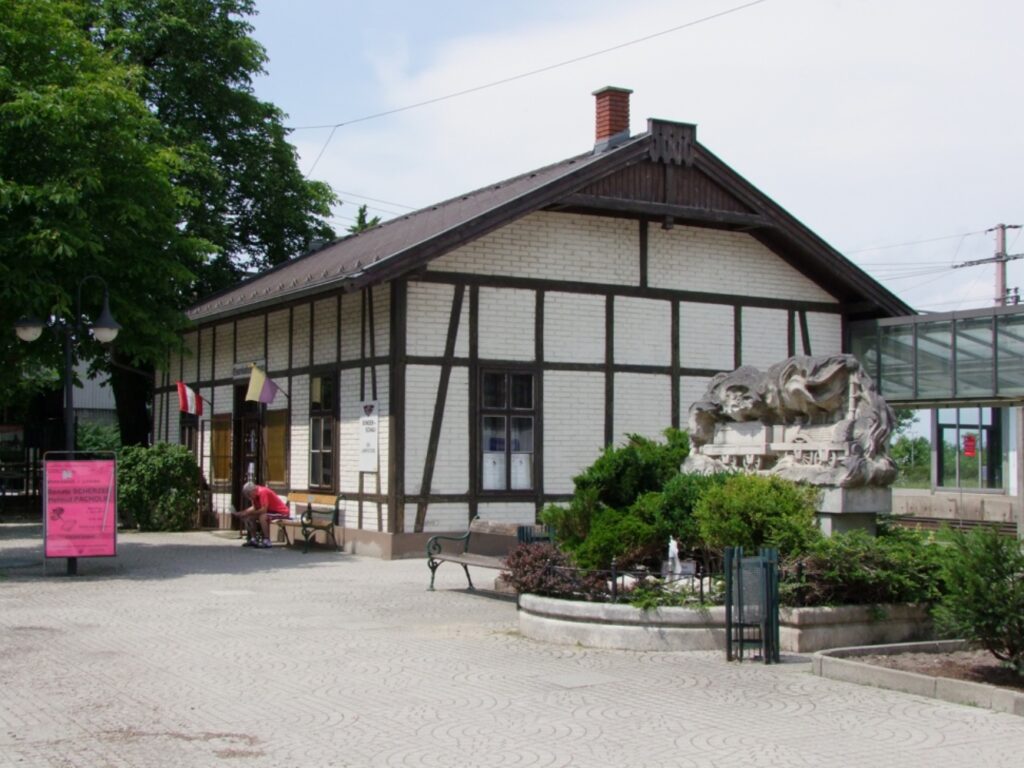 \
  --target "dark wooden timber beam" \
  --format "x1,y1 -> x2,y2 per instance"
553,194 -> 769,229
